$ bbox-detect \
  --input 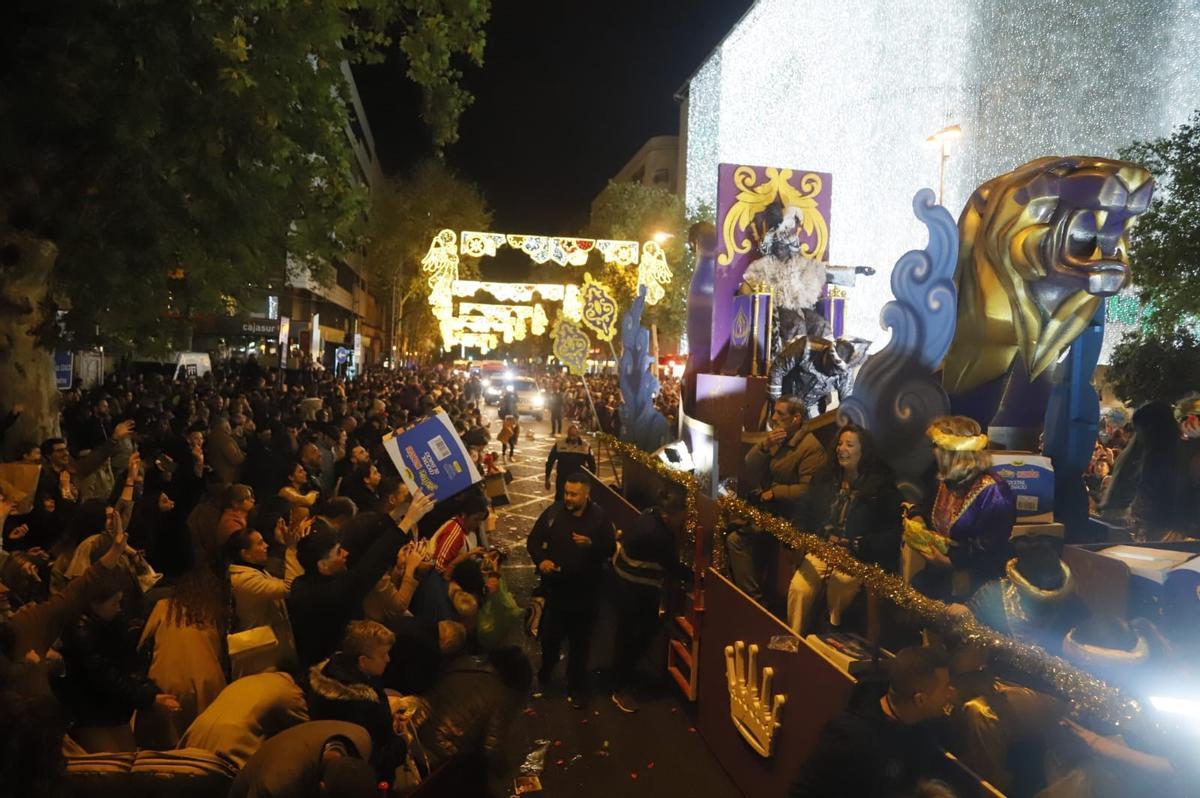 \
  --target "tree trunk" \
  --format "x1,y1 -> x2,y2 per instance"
0,219 -> 60,457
